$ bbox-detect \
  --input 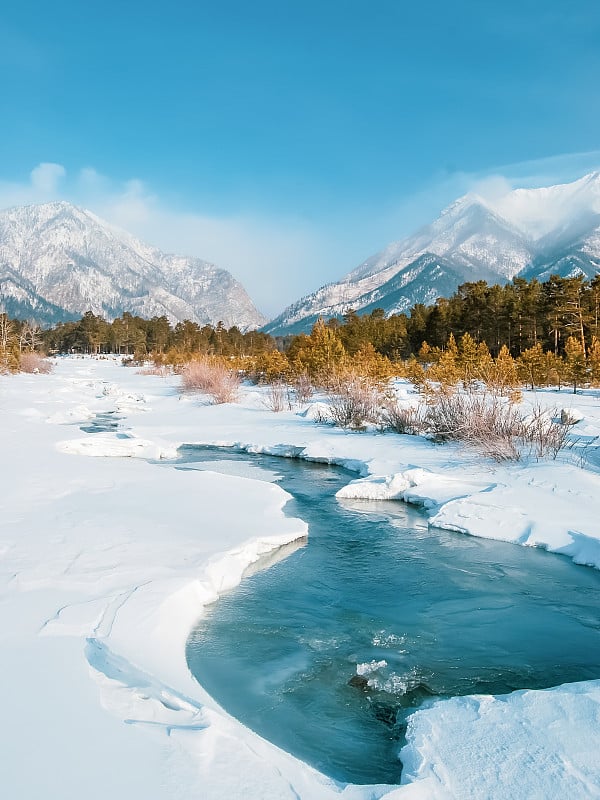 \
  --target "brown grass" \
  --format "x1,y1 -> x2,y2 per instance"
181,359 -> 241,404
20,352 -> 53,374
